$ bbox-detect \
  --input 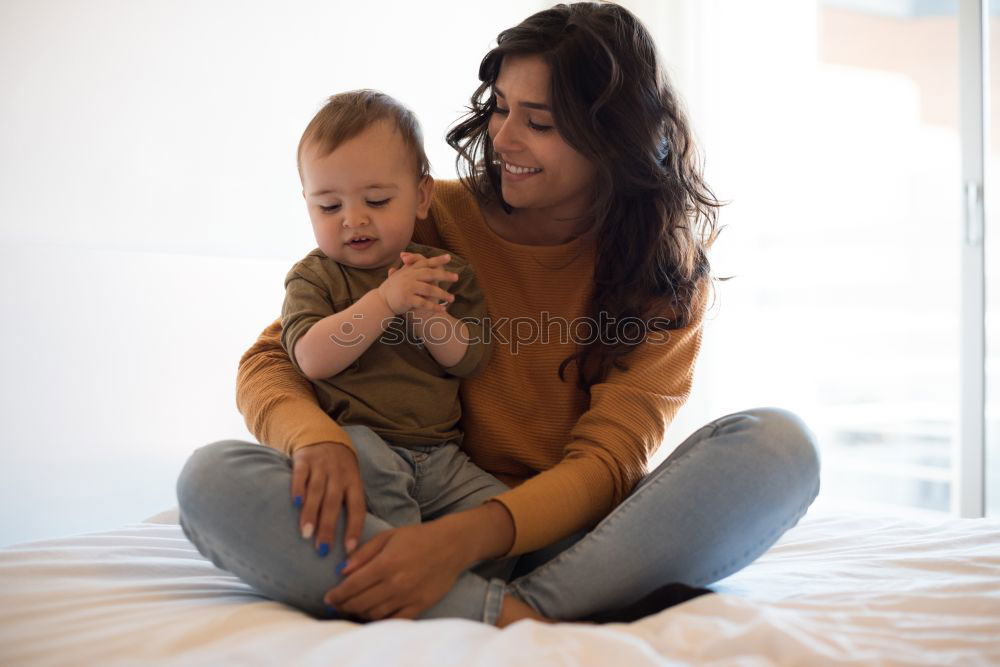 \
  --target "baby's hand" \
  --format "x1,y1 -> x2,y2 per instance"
387,251 -> 451,275
389,252 -> 451,321
378,253 -> 458,315
387,252 -> 457,320
396,251 -> 448,269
